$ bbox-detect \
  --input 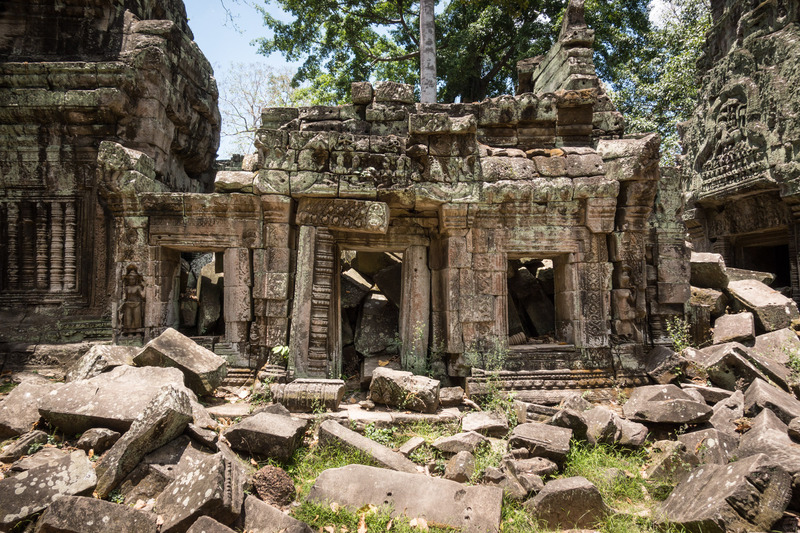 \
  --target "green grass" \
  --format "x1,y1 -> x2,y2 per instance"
293,500 -> 457,532
0,382 -> 17,394
285,443 -> 378,499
